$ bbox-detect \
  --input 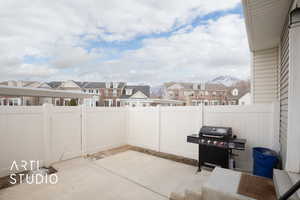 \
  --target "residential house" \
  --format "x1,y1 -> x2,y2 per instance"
0,85 -> 93,107
164,81 -> 251,106
81,82 -> 103,107
48,80 -> 106,107
25,81 -> 53,105
120,85 -> 151,107
226,86 -> 250,105
0,81 -> 22,106
100,82 -> 126,107
238,92 -> 251,105
48,80 -> 87,106
0,80 -> 53,106
48,81 -> 126,107
164,82 -> 228,106
0,80 -> 95,106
